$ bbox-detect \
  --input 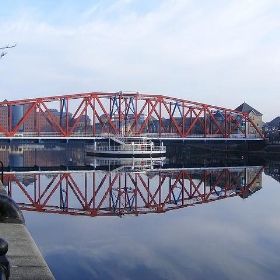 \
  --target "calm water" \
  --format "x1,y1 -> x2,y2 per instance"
2,144 -> 280,280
